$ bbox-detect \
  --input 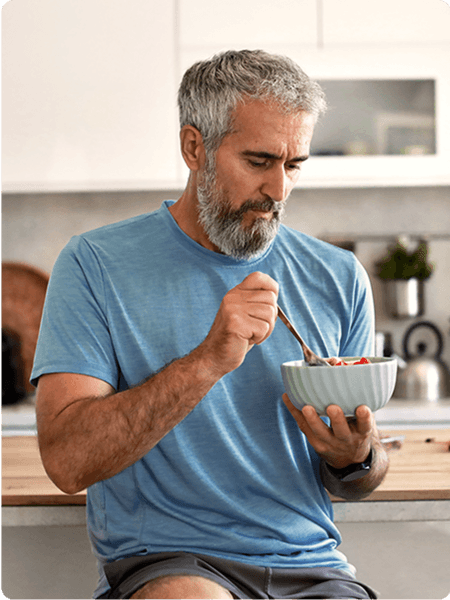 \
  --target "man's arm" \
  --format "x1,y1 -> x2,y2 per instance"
36,272 -> 278,495
282,395 -> 389,500
37,352 -> 221,495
